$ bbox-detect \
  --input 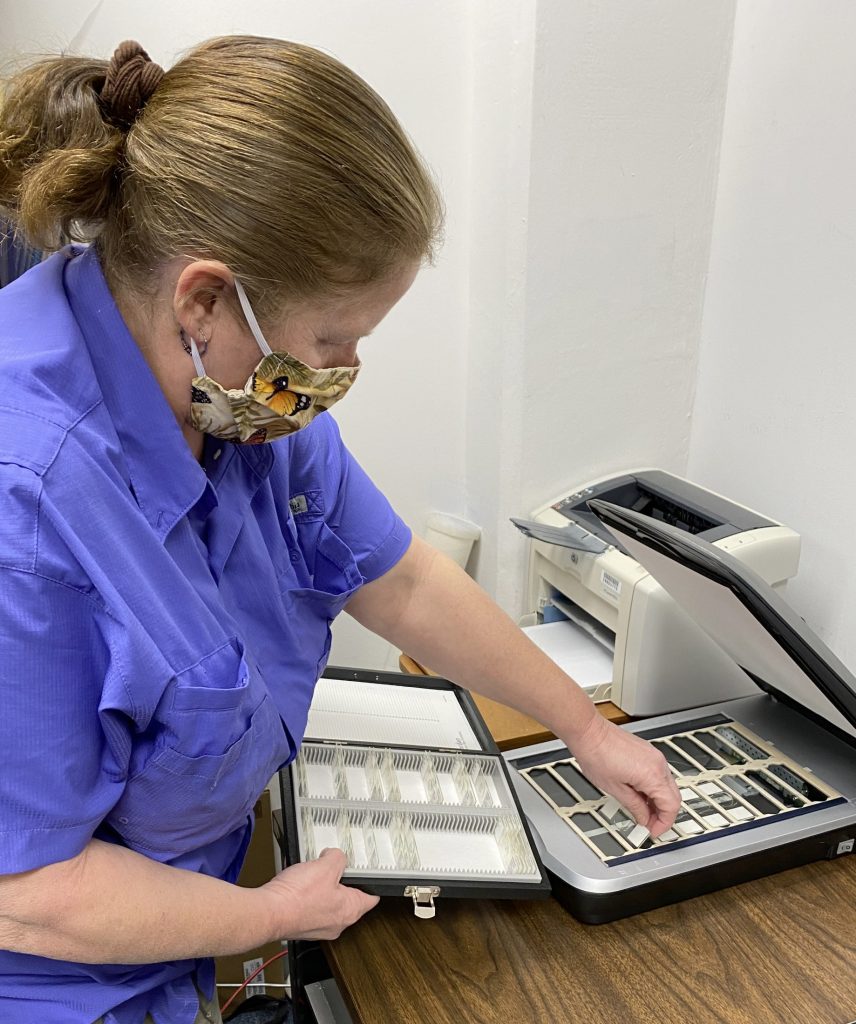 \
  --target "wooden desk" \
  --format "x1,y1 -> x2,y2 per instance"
326,856 -> 856,1024
320,661 -> 856,1023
